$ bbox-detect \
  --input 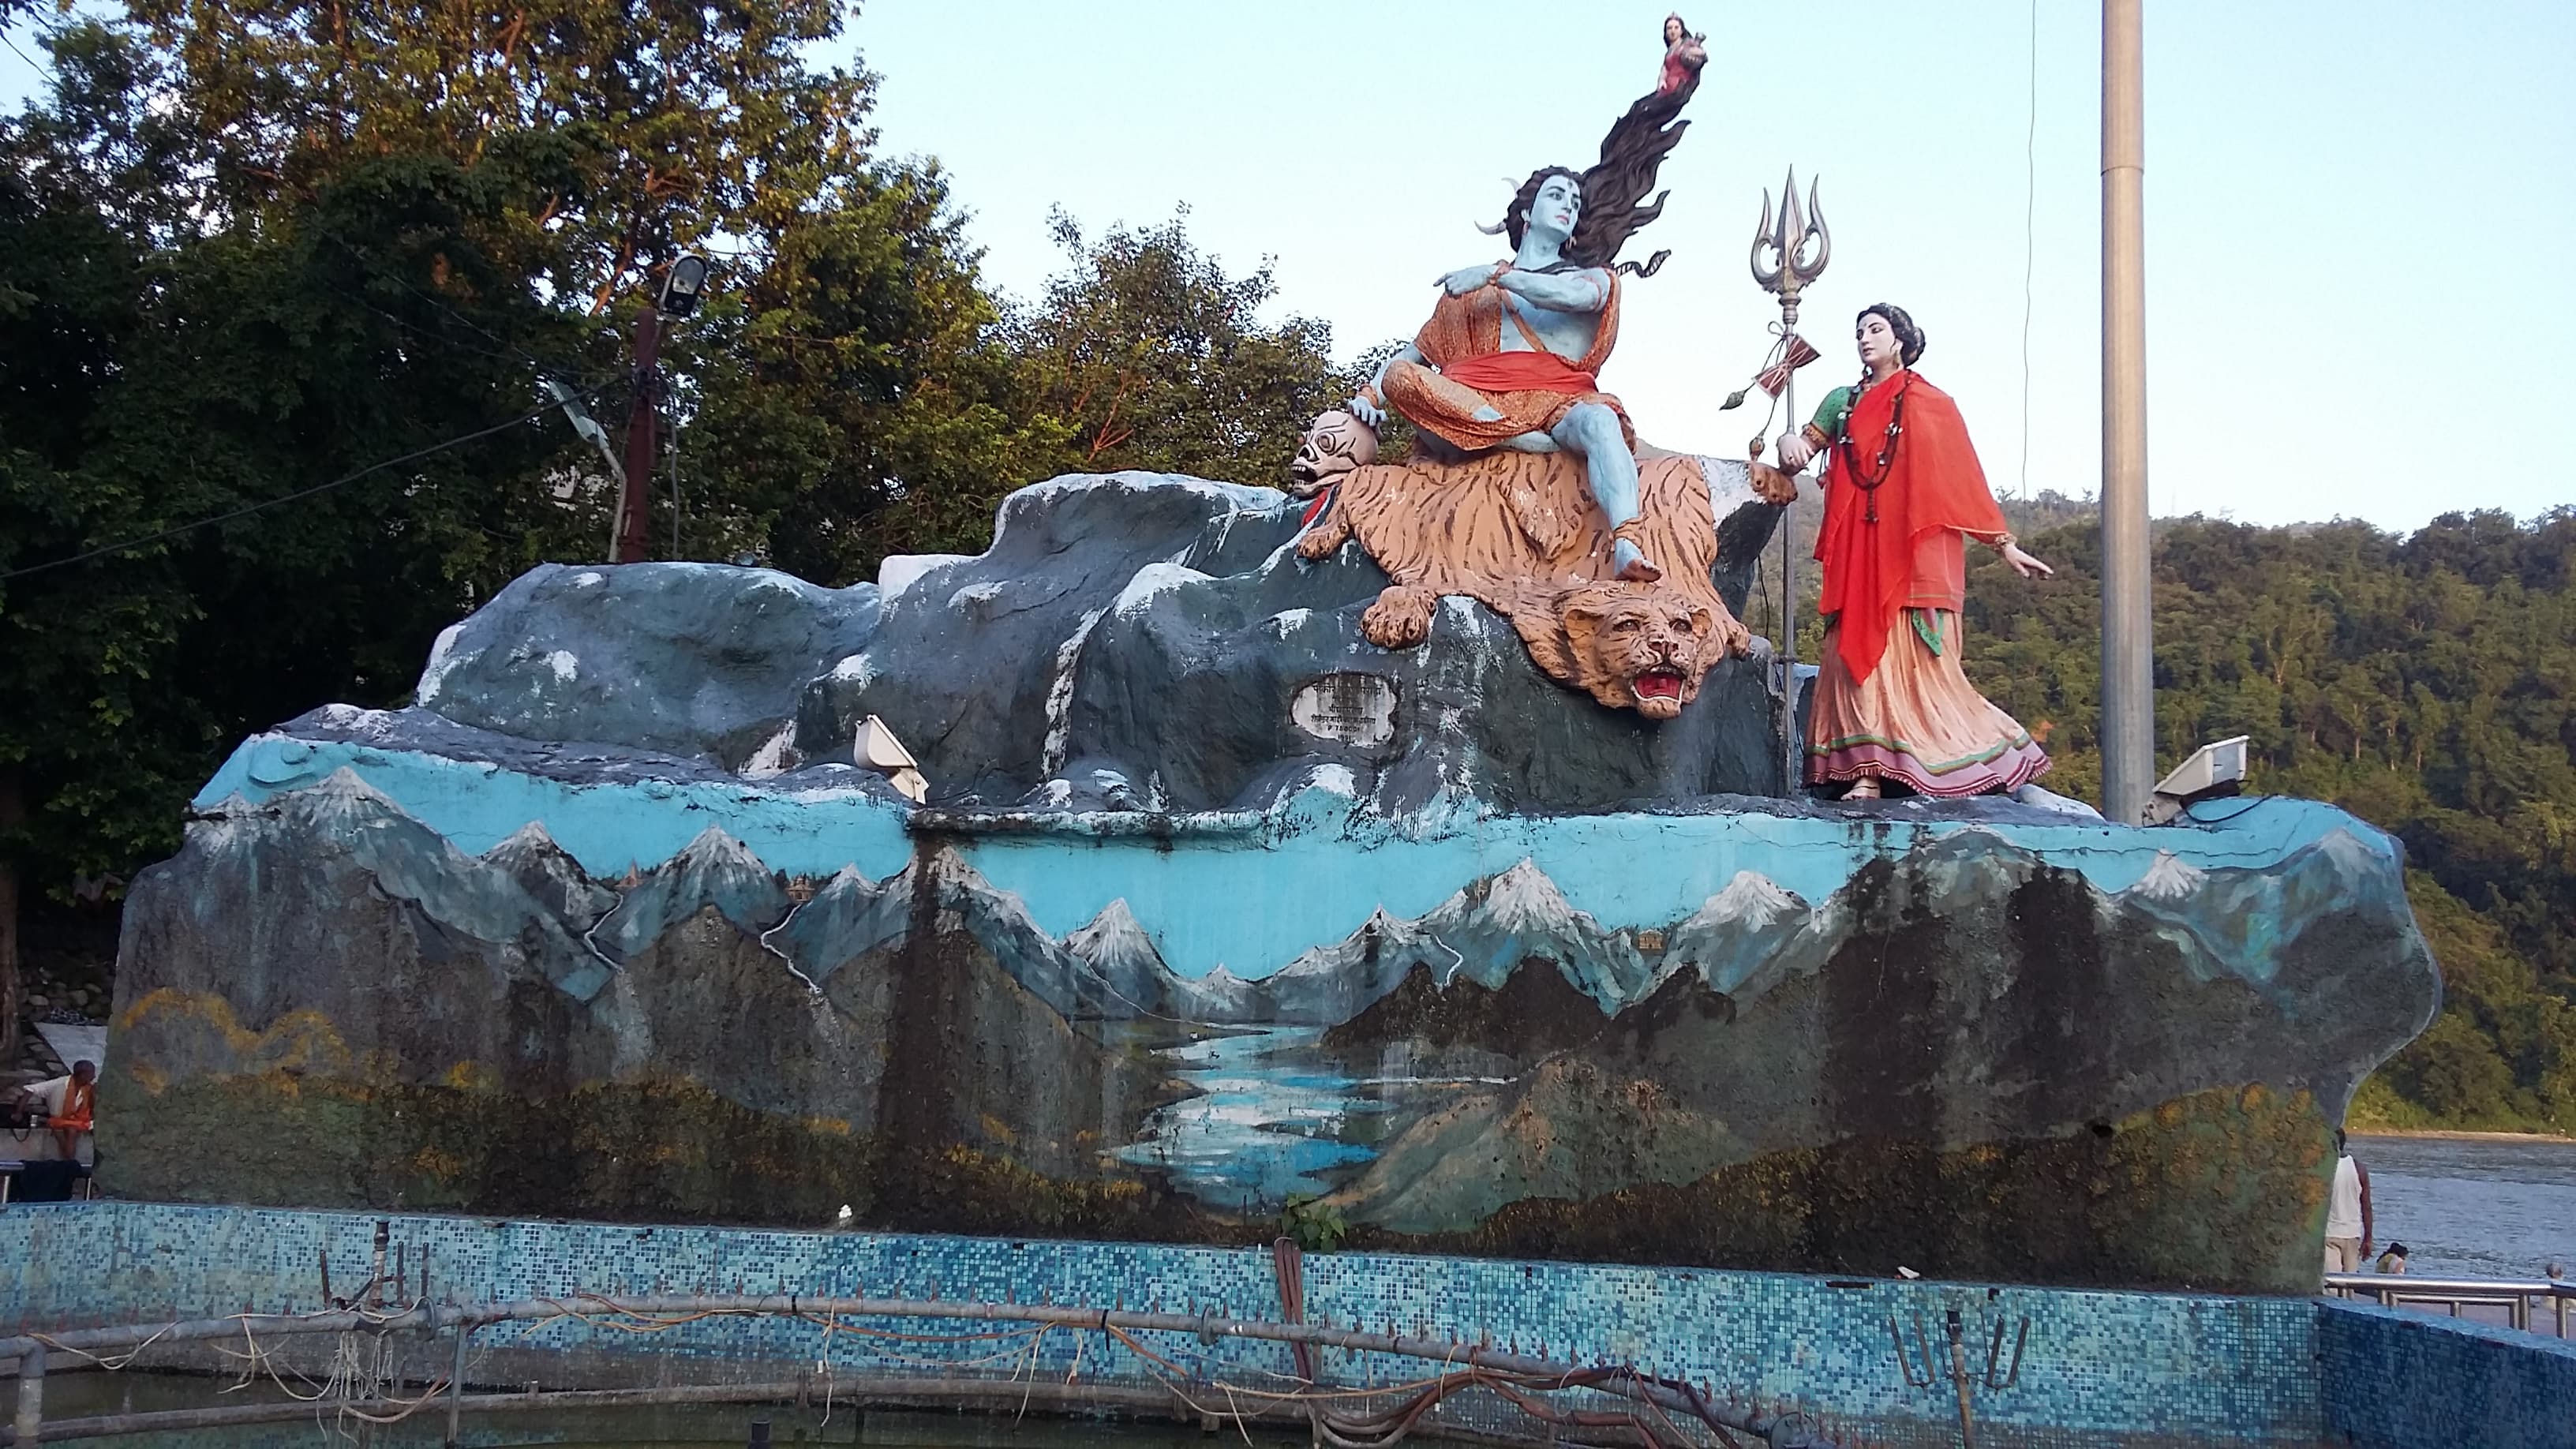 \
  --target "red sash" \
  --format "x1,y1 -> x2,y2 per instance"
1439,348 -> 1601,396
